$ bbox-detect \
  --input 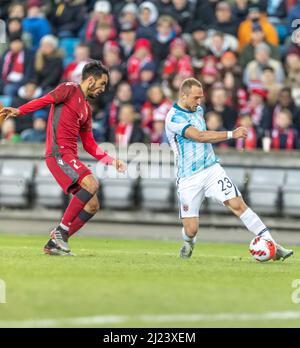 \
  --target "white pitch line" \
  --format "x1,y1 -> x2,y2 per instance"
1,311 -> 300,327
